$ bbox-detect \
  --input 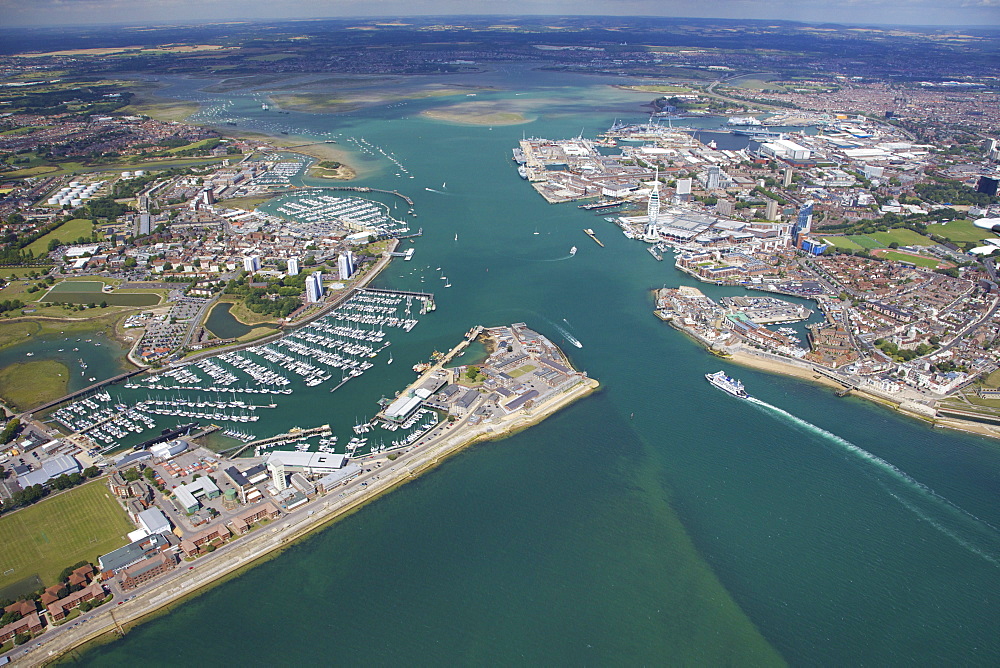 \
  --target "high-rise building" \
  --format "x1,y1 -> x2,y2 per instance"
715,199 -> 734,217
782,168 -> 793,188
765,199 -> 779,221
338,251 -> 355,280
976,176 -> 999,197
287,257 -> 300,276
793,201 -> 814,246
243,255 -> 261,273
706,165 -> 721,191
305,272 -> 324,303
675,178 -> 692,203
135,213 -> 151,236
983,138 -> 997,155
